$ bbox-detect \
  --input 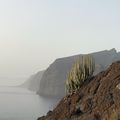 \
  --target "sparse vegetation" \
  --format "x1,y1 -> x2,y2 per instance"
66,55 -> 95,94
110,109 -> 118,120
